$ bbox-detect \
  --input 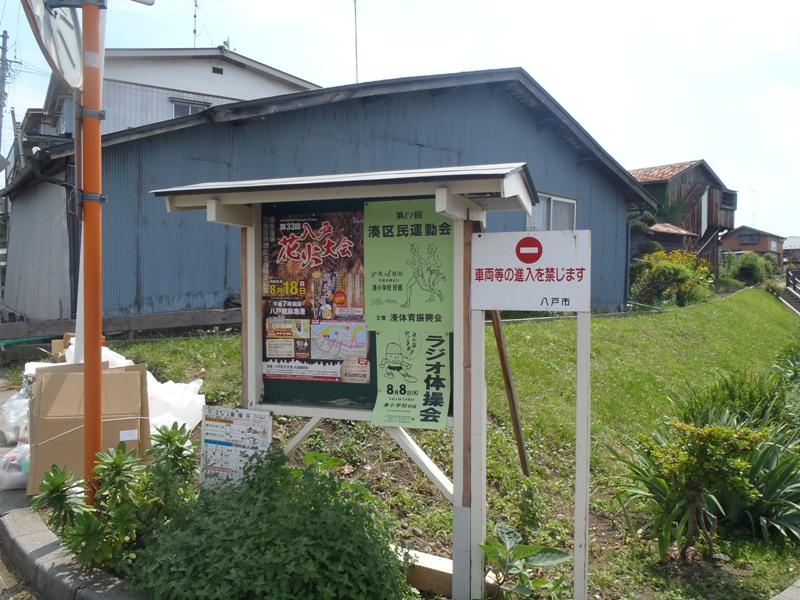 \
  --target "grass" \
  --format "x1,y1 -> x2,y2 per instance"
111,288 -> 800,598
